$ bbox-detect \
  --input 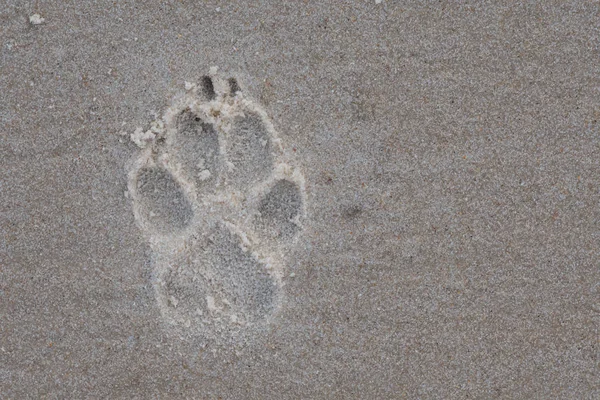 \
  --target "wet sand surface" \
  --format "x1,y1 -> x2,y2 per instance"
1,1 -> 599,398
